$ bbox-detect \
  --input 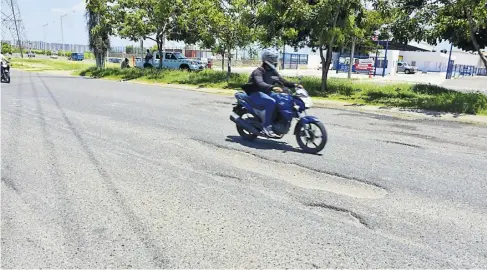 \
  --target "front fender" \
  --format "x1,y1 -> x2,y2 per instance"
293,116 -> 321,135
